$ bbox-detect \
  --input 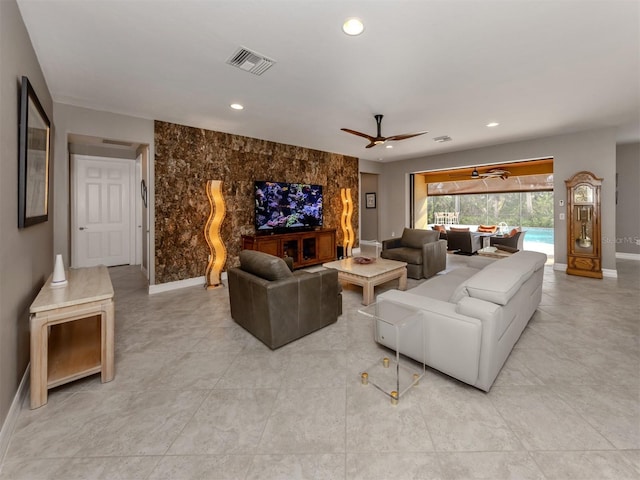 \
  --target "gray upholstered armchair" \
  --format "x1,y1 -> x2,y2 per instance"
228,250 -> 342,349
446,229 -> 482,255
380,228 -> 447,279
